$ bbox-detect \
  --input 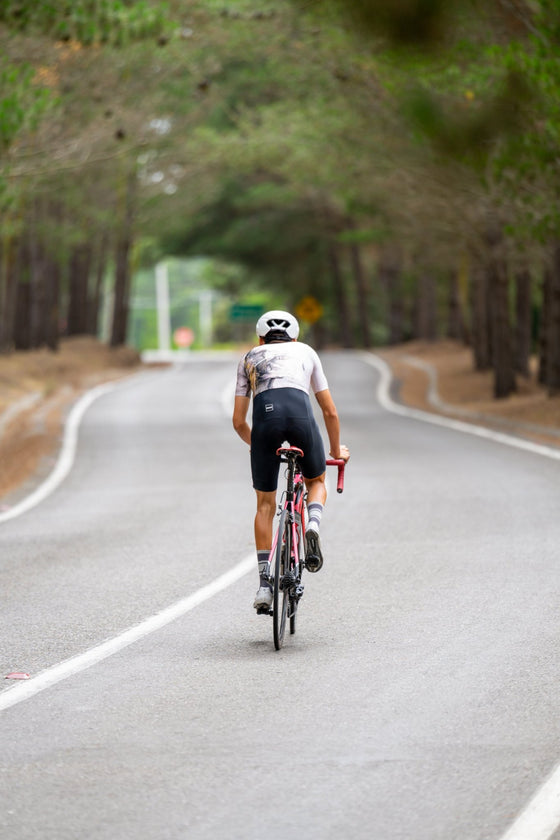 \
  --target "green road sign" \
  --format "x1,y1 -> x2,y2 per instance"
230,303 -> 264,321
